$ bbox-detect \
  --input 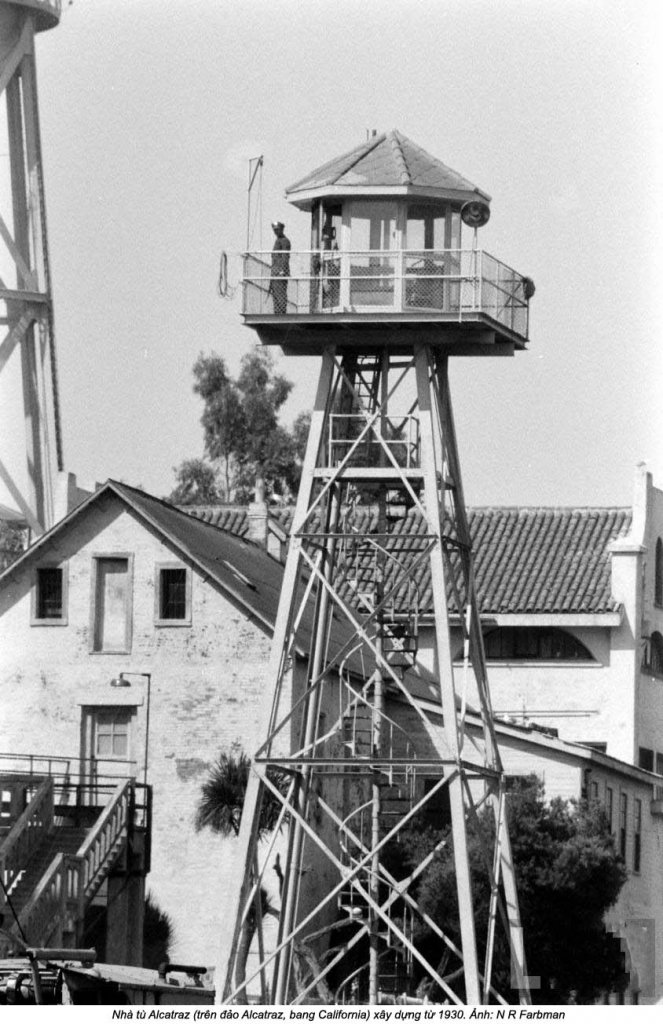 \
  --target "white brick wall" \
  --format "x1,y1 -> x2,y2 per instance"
0,495 -> 276,964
